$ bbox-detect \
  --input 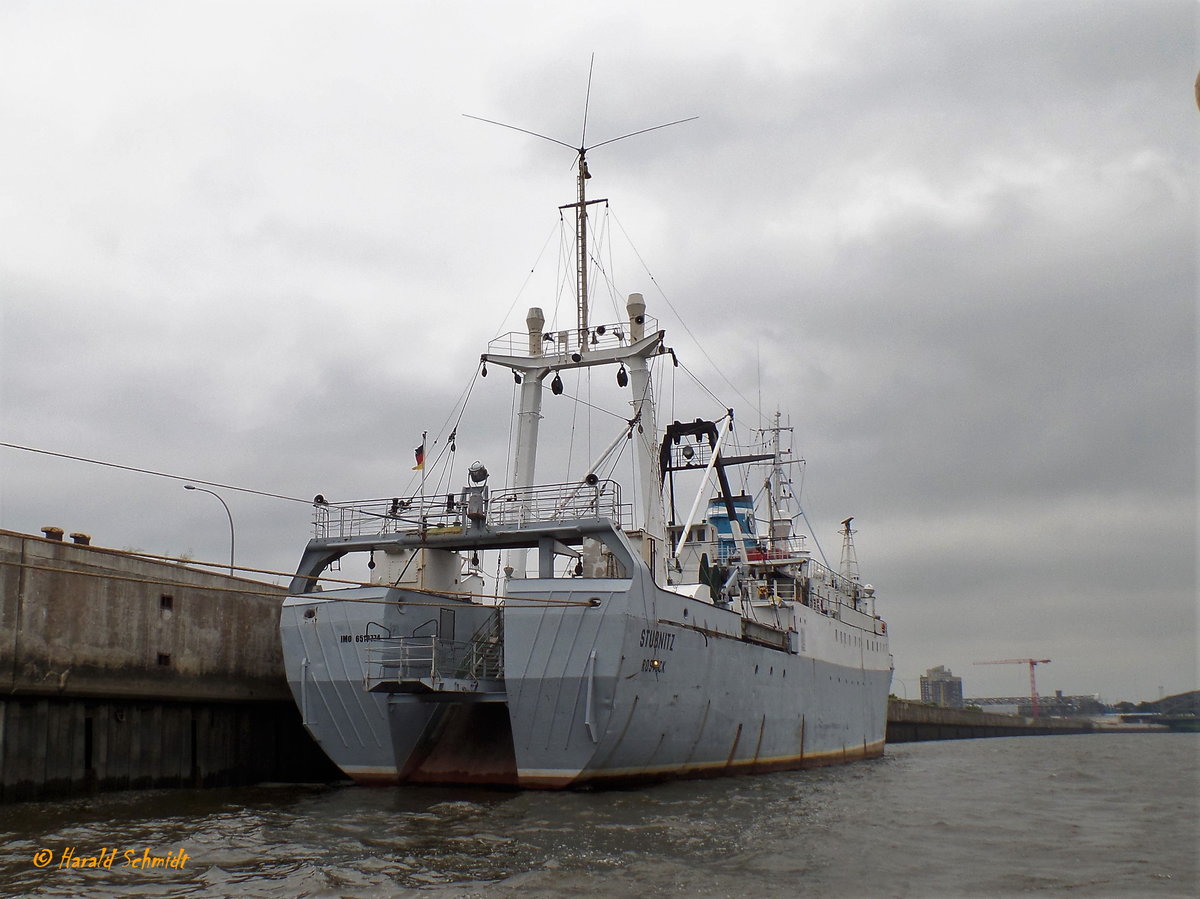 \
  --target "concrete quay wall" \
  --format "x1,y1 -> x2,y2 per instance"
1,529 -> 288,701
0,529 -> 336,802
887,698 -> 1095,743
